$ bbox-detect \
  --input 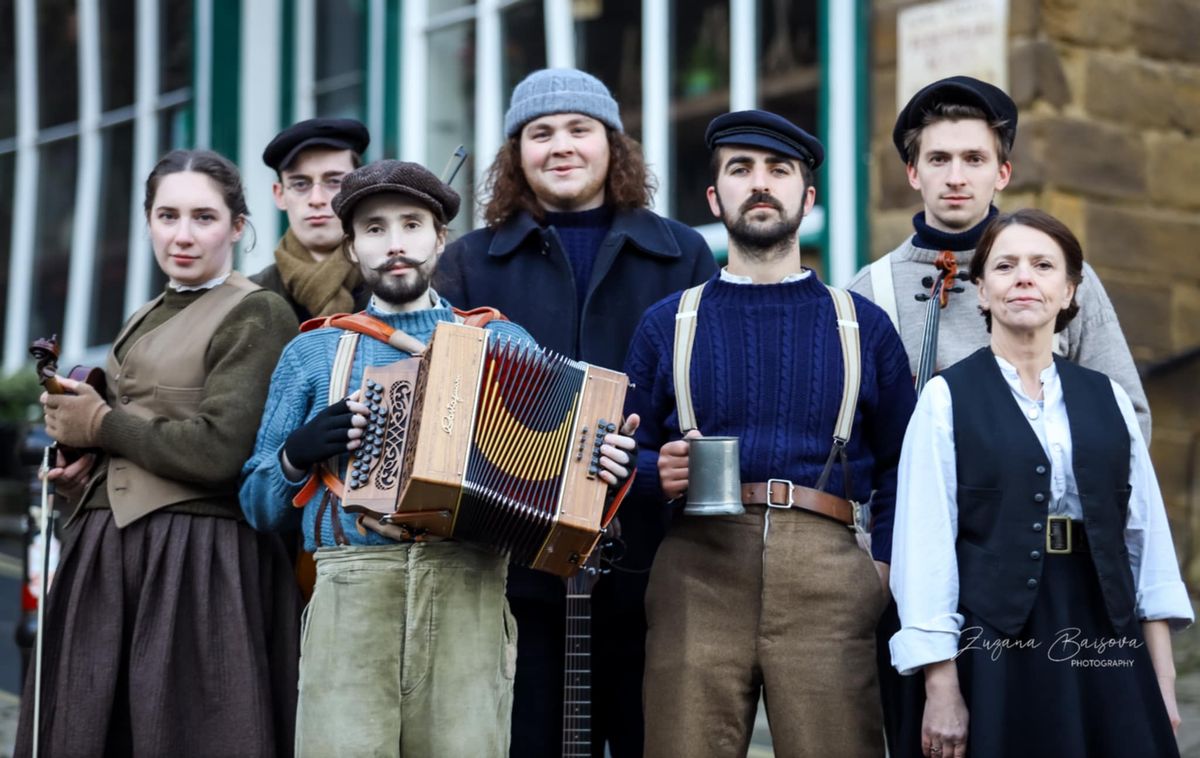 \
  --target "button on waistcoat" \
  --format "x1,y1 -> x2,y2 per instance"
103,273 -> 259,526
942,348 -> 1136,636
